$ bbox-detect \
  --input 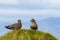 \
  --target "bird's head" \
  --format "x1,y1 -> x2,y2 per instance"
31,19 -> 36,23
18,19 -> 21,22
